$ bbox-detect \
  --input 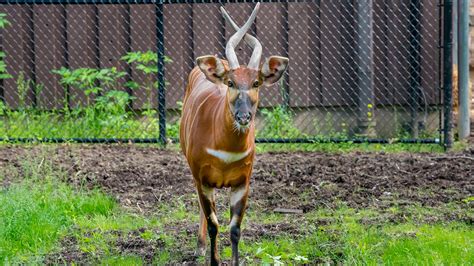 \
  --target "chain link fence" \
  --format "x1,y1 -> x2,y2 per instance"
0,0 -> 452,145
